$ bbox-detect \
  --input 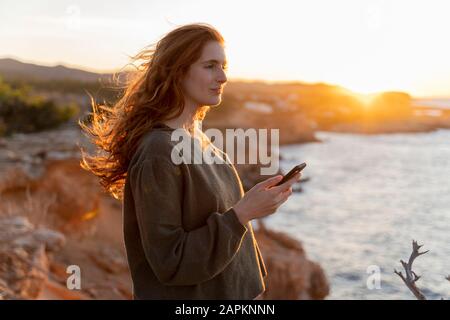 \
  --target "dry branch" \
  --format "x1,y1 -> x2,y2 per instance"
394,240 -> 429,300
